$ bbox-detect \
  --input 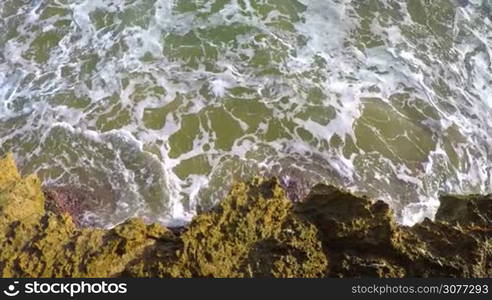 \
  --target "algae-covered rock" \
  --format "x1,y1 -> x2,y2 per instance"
0,153 -> 45,225
124,178 -> 328,278
0,154 -> 176,277
0,155 -> 327,278
0,153 -> 491,278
